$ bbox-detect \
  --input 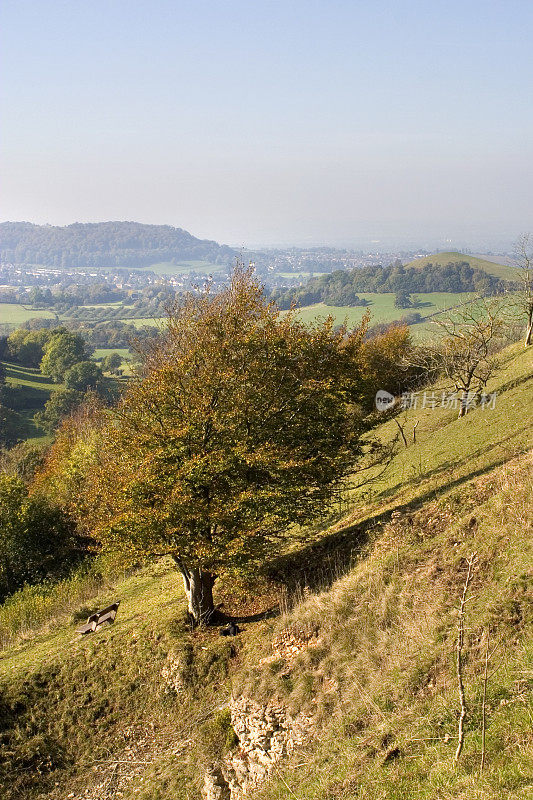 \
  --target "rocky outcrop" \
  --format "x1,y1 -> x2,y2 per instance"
160,650 -> 185,694
202,696 -> 314,799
